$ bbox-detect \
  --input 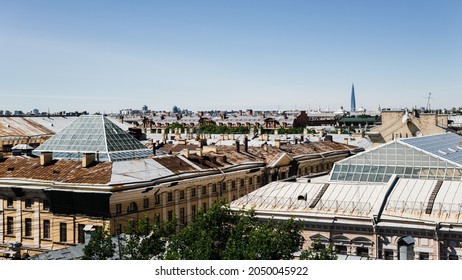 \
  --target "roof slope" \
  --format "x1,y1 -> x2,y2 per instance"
34,115 -> 153,161
0,156 -> 112,185
0,117 -> 54,137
